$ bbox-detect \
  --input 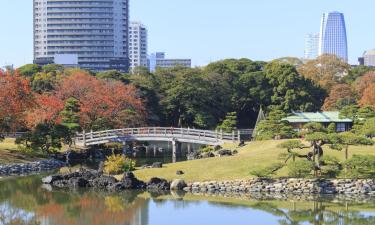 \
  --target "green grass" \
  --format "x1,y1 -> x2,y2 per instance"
130,139 -> 375,183
0,138 -> 43,164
